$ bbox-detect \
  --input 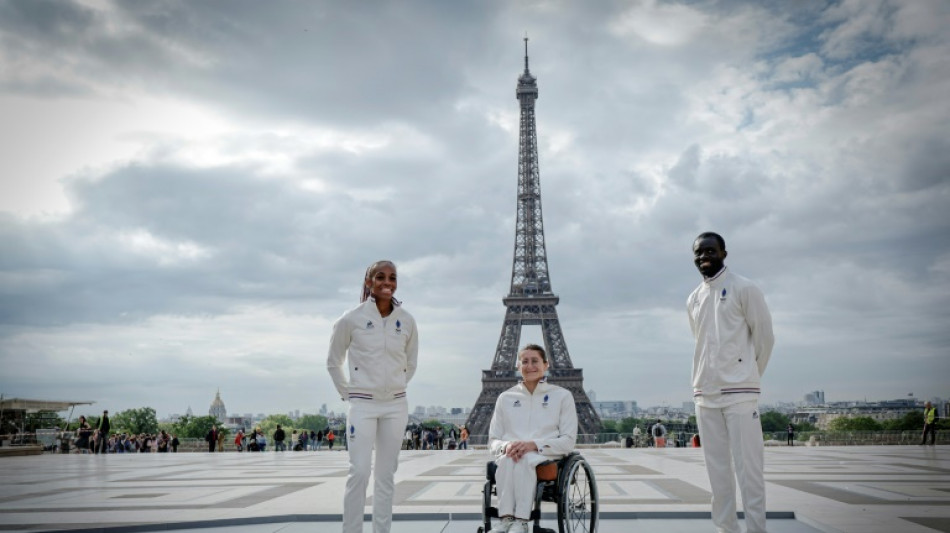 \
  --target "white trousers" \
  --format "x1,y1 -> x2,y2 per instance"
494,452 -> 547,520
343,398 -> 409,533
696,400 -> 766,533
